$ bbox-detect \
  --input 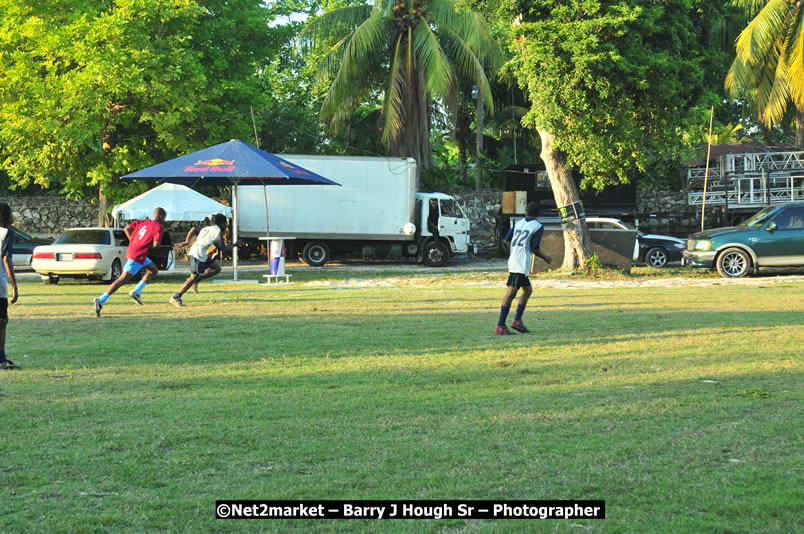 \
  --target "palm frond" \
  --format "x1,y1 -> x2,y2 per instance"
382,34 -> 409,148
412,21 -> 454,100
731,0 -> 774,18
437,28 -> 494,113
785,8 -> 804,109
320,11 -> 389,121
733,0 -> 789,67
297,5 -> 374,54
